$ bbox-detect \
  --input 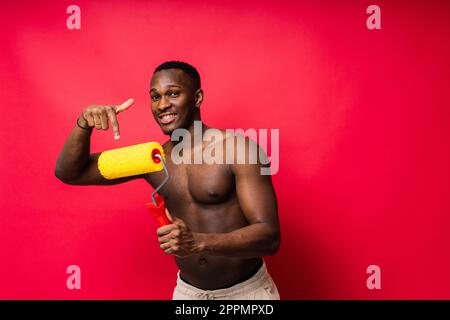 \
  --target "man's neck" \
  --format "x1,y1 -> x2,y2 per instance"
169,120 -> 209,146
